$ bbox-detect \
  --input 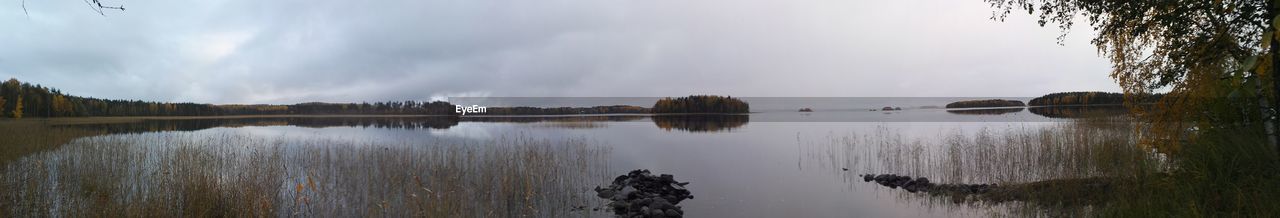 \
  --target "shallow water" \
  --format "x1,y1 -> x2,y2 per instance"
5,107 -> 1129,217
